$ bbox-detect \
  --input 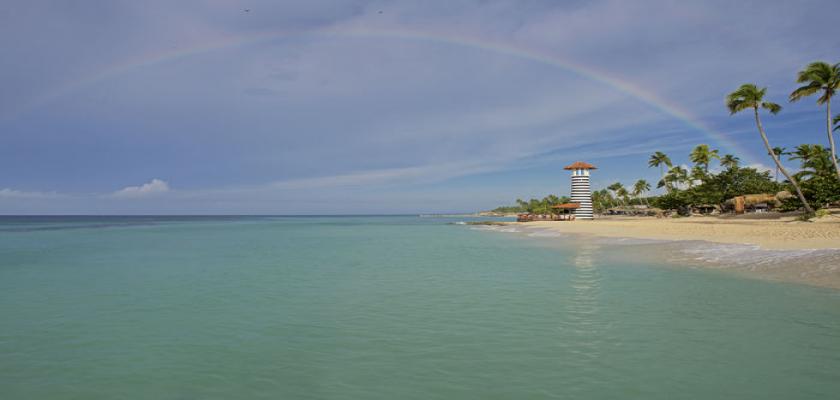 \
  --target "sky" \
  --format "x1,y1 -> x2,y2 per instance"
1,0 -> 838,214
